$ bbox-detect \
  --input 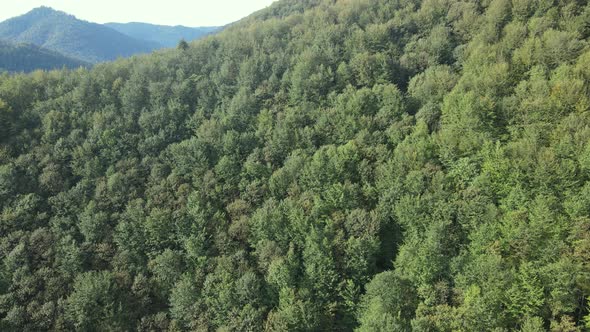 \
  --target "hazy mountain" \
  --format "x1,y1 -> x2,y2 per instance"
0,39 -> 88,72
0,7 -> 161,63
105,22 -> 219,48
